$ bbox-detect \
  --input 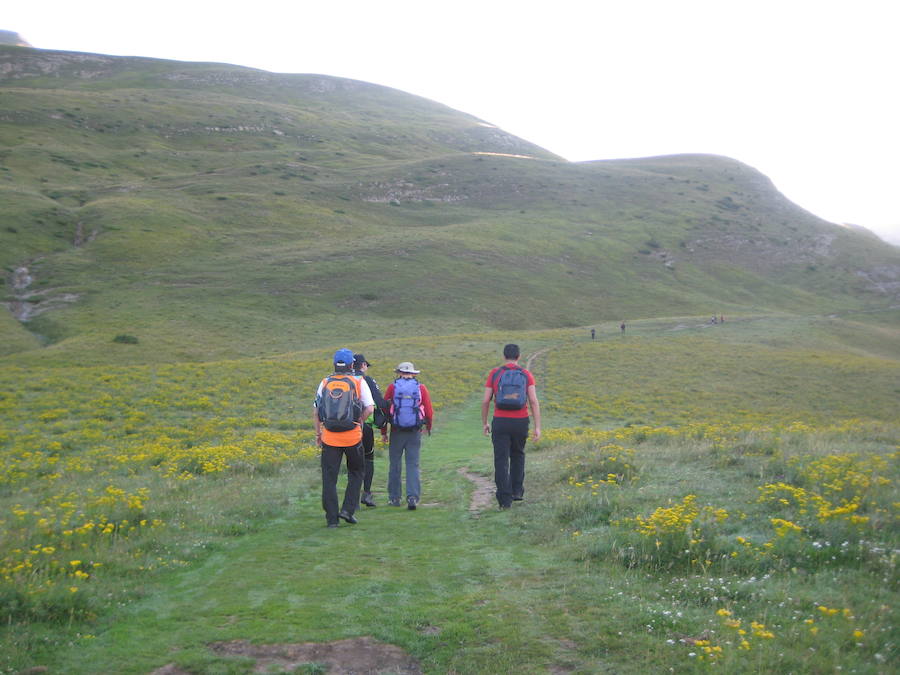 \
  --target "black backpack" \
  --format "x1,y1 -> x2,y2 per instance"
317,374 -> 361,431
491,365 -> 528,410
